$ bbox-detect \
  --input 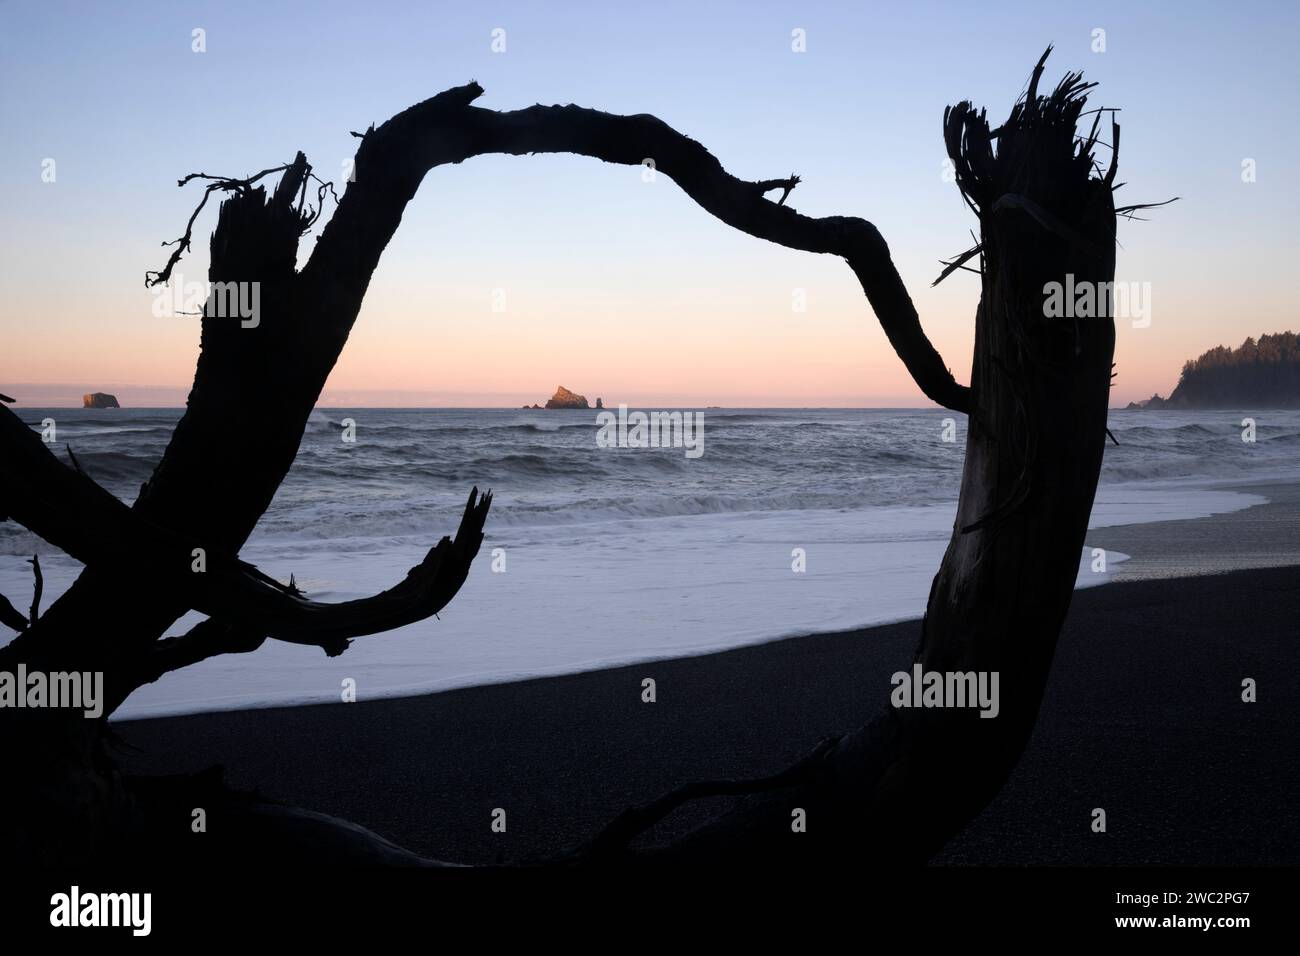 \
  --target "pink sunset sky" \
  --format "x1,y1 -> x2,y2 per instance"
2,1 -> 1296,408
